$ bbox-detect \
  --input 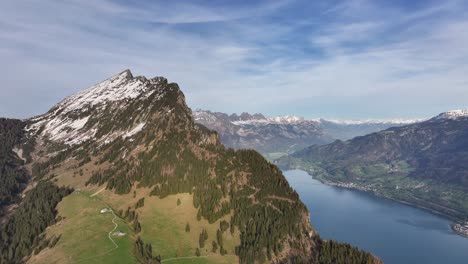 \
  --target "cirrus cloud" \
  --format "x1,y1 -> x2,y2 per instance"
0,0 -> 467,119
